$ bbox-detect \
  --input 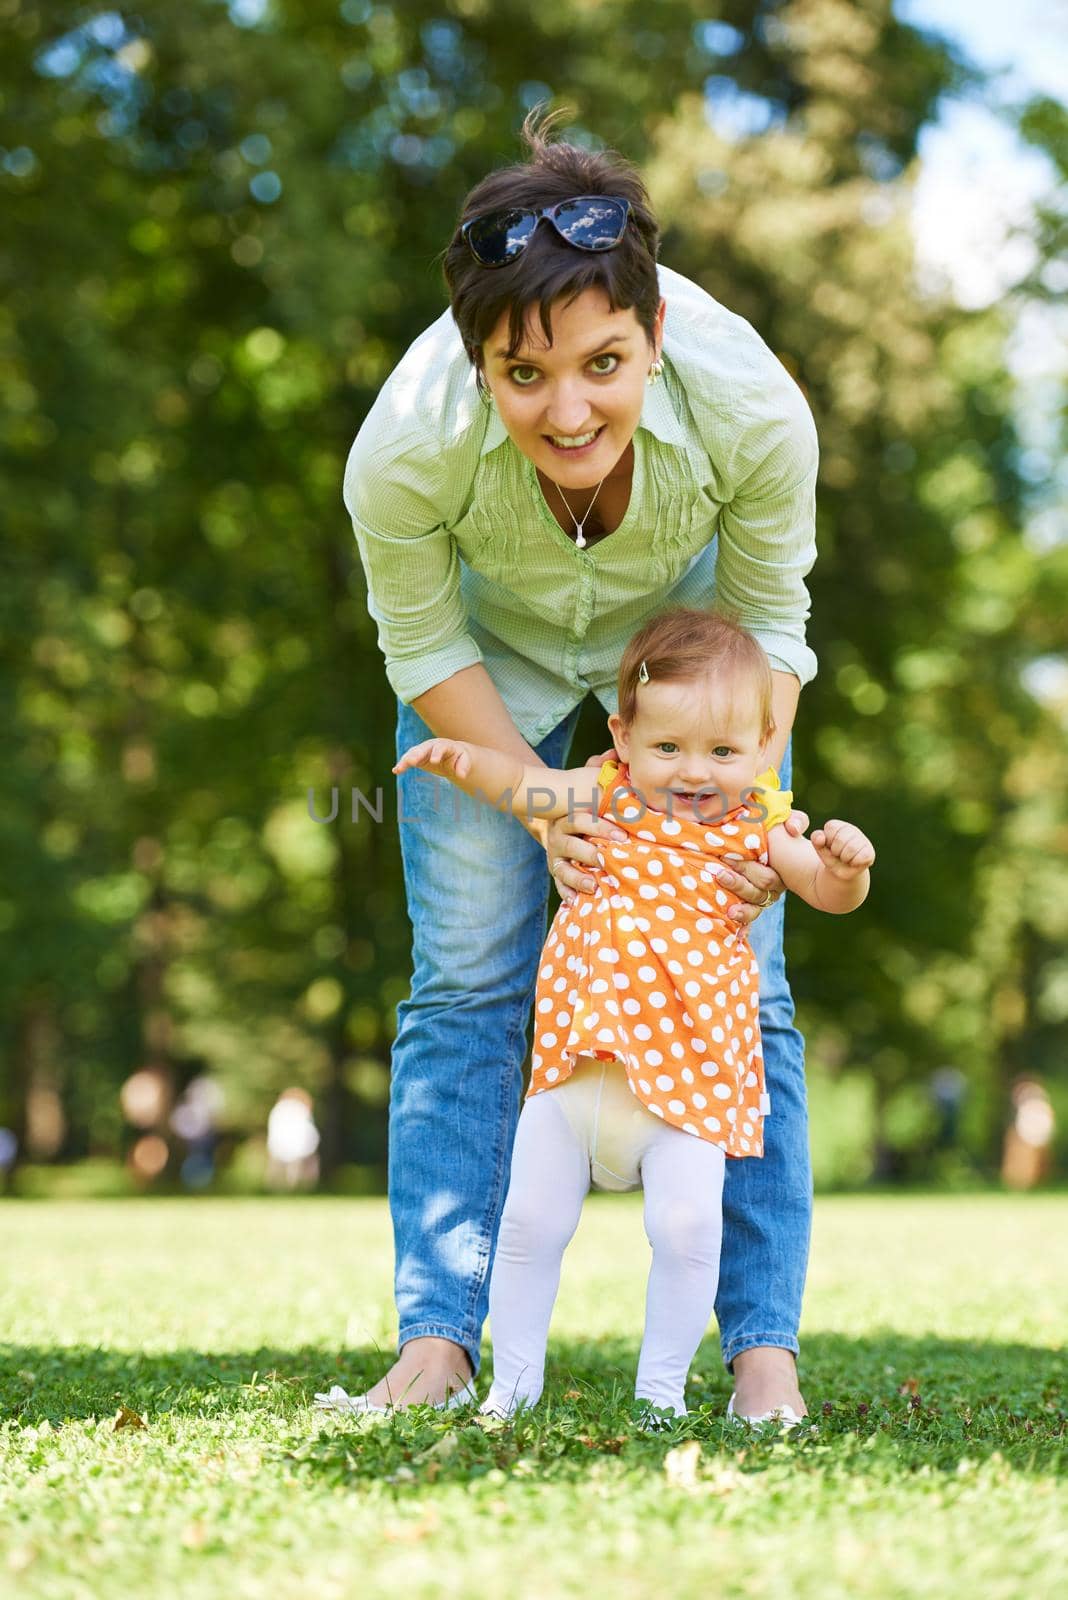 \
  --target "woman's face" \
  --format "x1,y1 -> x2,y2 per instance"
481,288 -> 665,487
